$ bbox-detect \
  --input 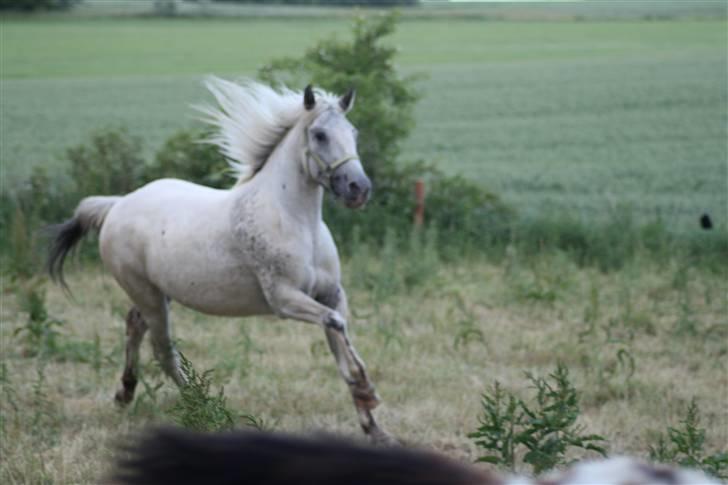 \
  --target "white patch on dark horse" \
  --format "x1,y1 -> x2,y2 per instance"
46,79 -> 391,443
